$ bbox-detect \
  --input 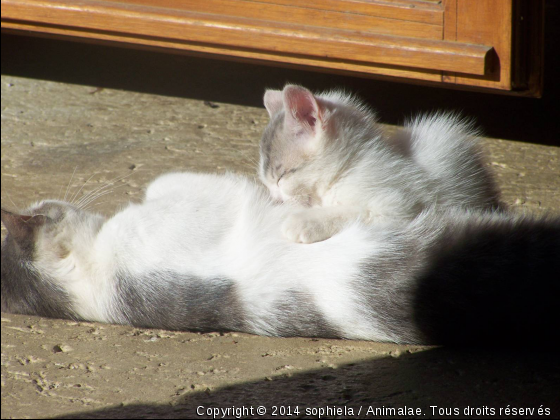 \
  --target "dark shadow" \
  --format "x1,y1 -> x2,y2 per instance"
413,216 -> 560,346
52,347 -> 560,419
2,2 -> 559,145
